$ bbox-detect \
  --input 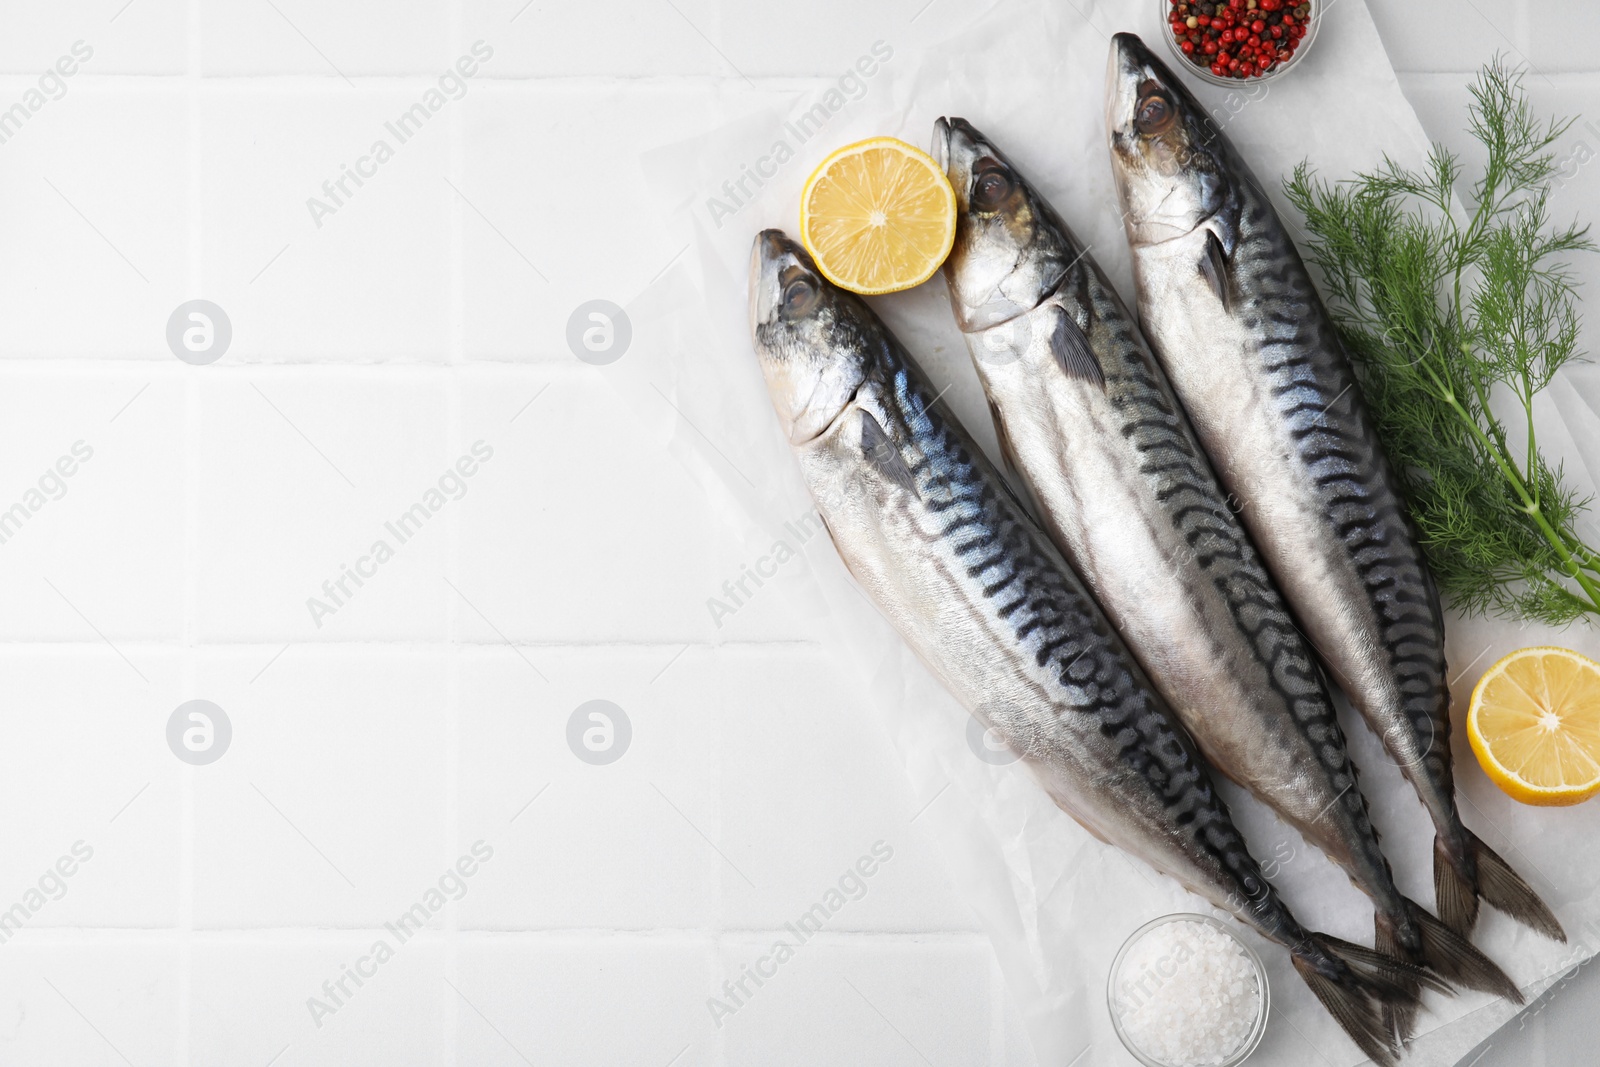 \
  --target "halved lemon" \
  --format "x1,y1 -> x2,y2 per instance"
1467,646 -> 1600,806
799,136 -> 957,296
